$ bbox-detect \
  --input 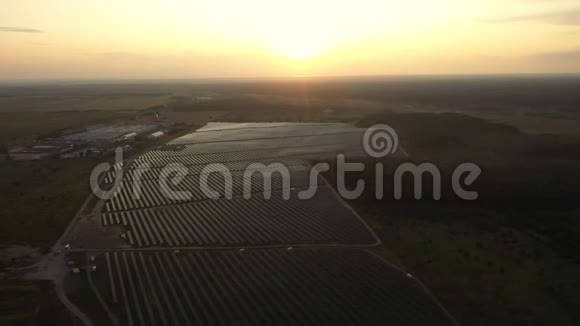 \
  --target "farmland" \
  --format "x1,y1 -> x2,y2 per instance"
0,84 -> 171,113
